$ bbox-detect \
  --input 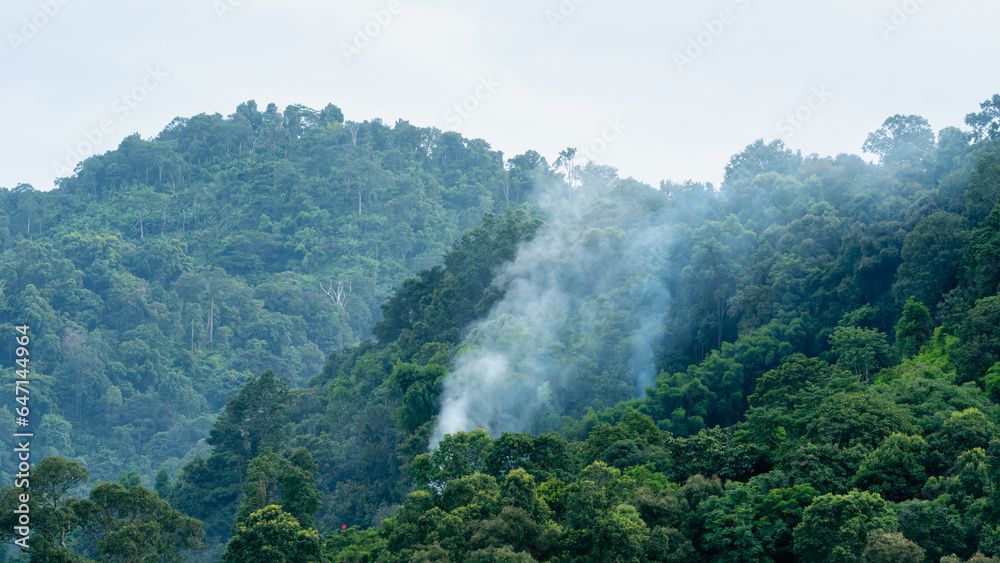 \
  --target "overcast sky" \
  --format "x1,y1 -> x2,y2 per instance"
3,0 -> 998,192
